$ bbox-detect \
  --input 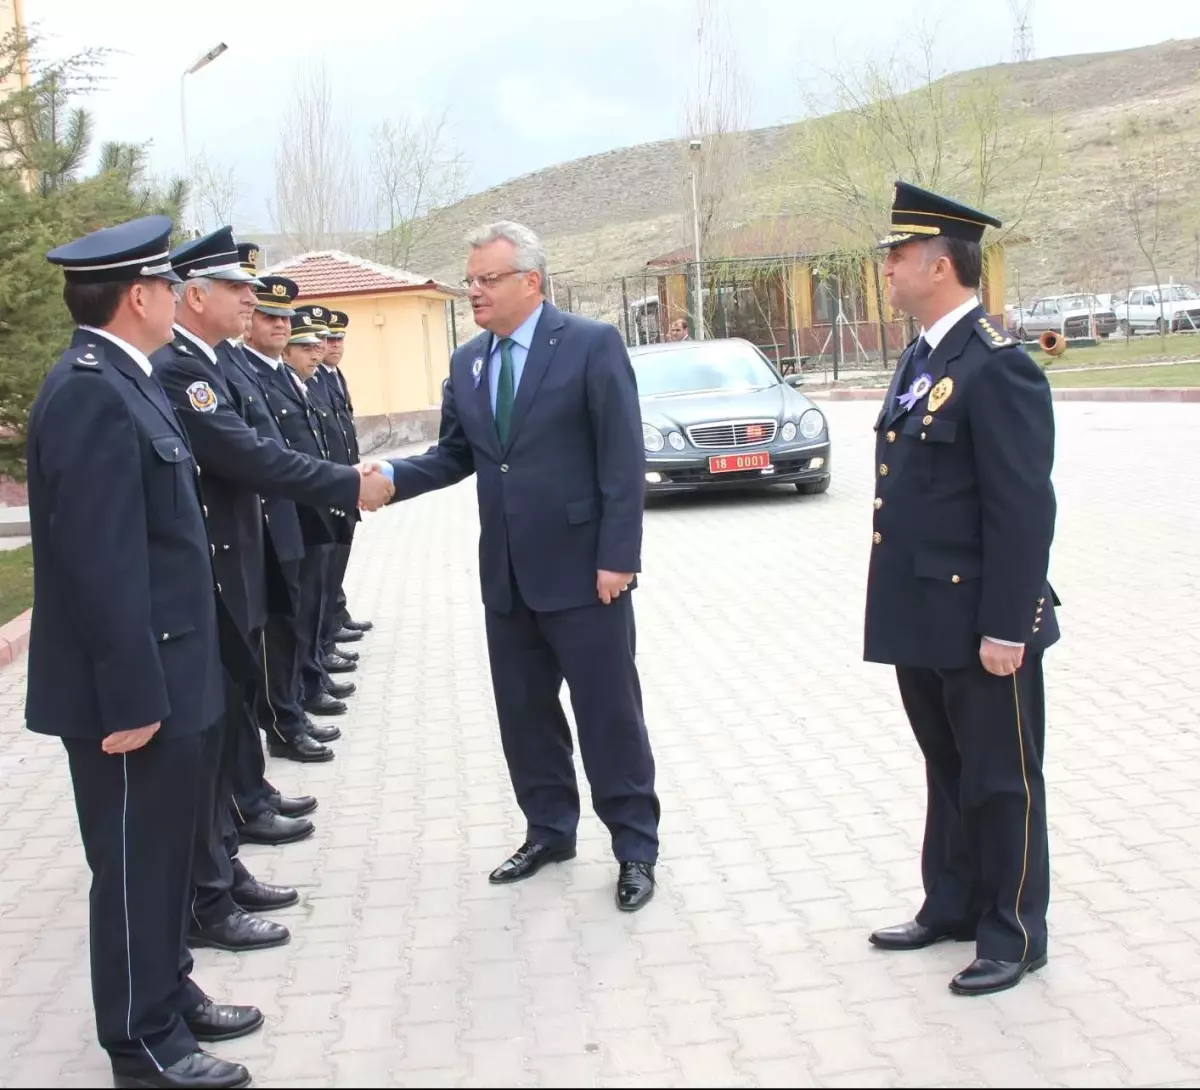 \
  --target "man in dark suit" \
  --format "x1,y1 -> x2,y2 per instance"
382,221 -> 660,912
864,182 -> 1059,996
152,227 -> 394,954
27,216 -> 257,1090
